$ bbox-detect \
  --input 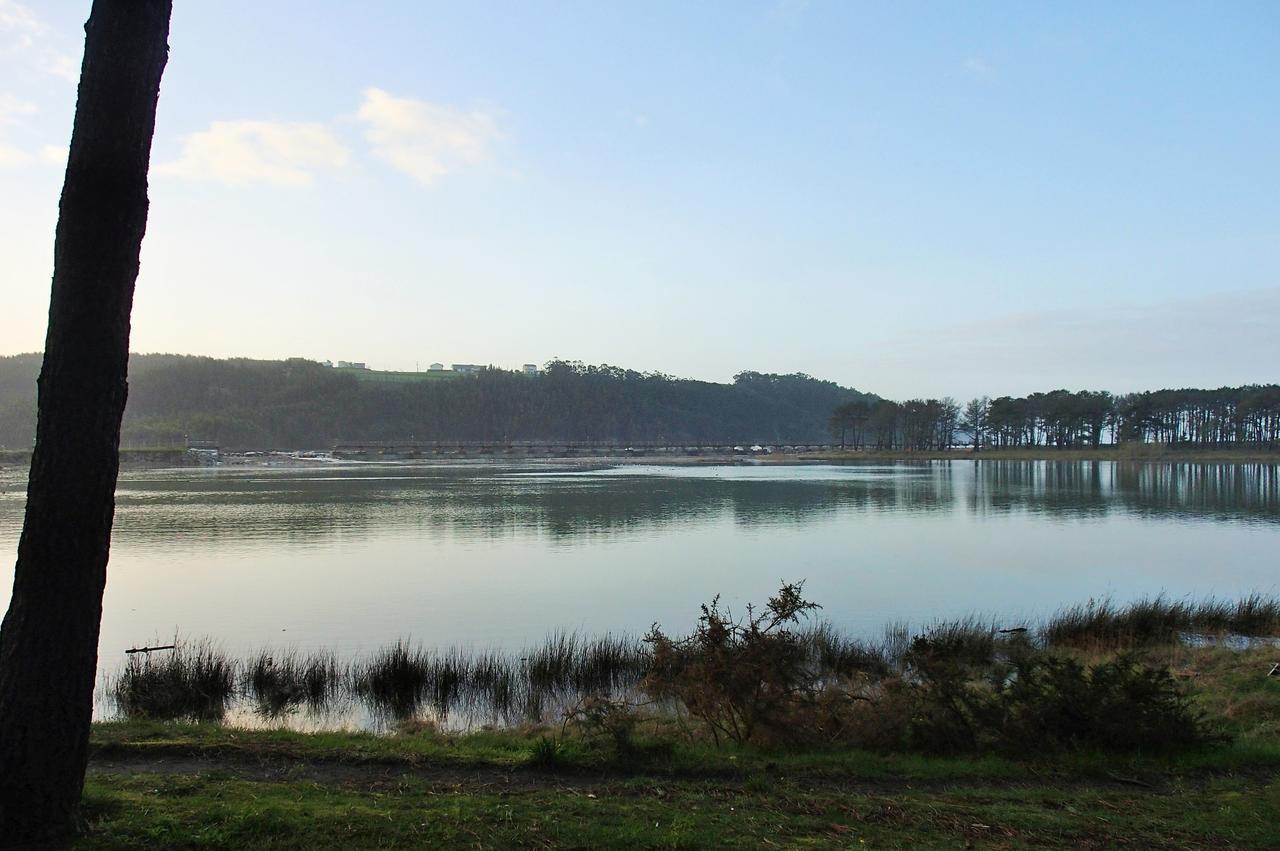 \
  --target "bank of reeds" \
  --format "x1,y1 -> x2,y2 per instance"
1043,593 -> 1280,648
104,594 -> 1280,730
